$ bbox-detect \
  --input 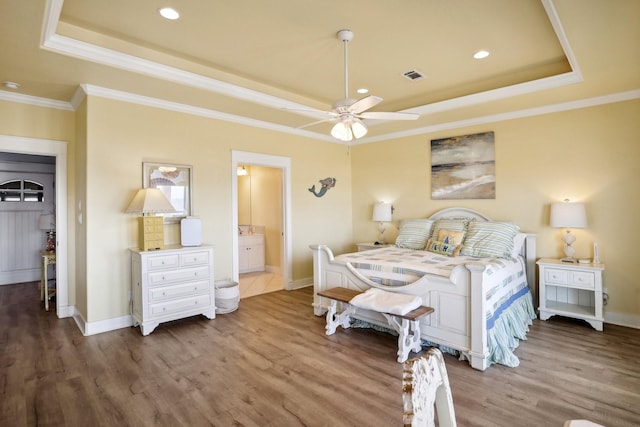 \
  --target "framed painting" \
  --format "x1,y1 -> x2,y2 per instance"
143,162 -> 192,223
431,131 -> 495,200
